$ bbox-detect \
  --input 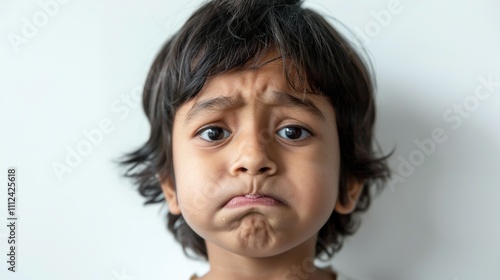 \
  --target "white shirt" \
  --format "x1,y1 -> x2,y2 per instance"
189,268 -> 353,280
